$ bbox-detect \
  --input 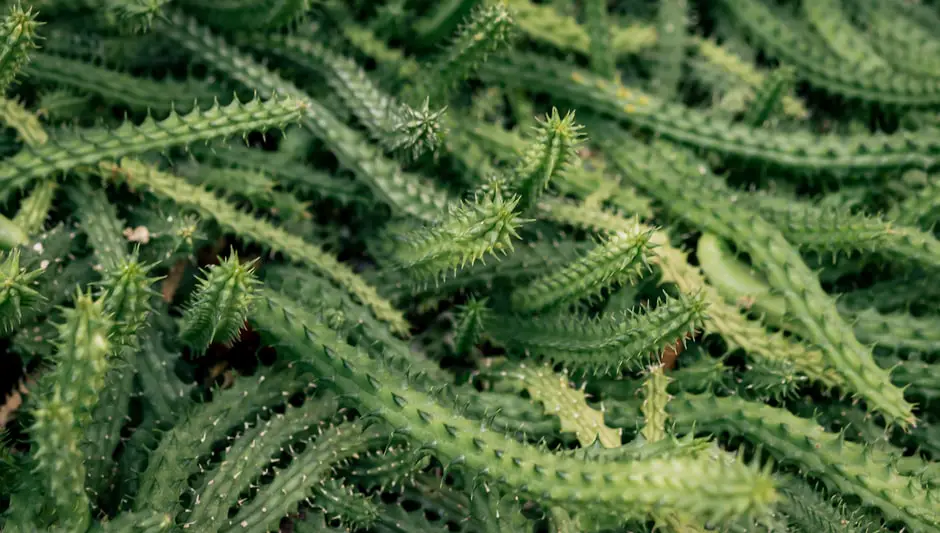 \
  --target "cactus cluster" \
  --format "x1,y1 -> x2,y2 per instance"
0,0 -> 938,532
